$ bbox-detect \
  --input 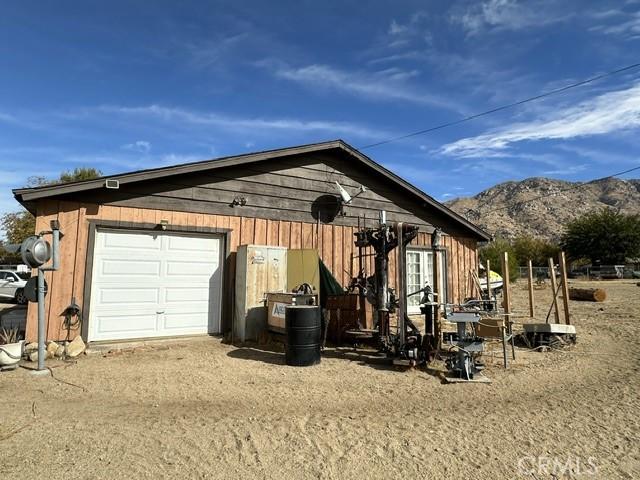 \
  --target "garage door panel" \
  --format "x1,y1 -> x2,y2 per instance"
99,287 -> 159,305
101,259 -> 161,277
89,229 -> 223,342
102,231 -> 161,250
166,260 -> 219,277
163,312 -> 209,330
94,312 -> 158,336
167,235 -> 219,253
165,286 -> 210,303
